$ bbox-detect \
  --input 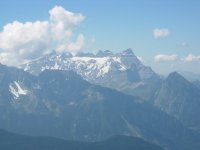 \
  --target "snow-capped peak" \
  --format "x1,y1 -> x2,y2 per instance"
22,50 -> 137,78
21,49 -> 155,82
